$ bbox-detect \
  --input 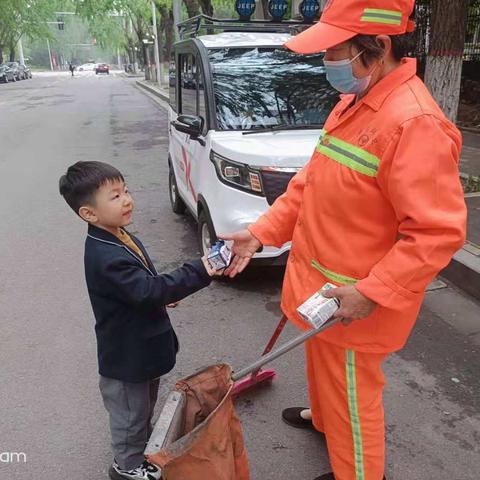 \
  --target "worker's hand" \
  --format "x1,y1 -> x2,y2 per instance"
219,229 -> 262,278
201,255 -> 225,277
167,302 -> 179,308
323,285 -> 377,325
